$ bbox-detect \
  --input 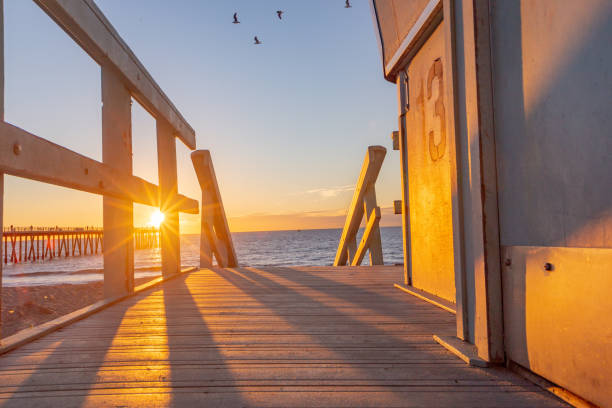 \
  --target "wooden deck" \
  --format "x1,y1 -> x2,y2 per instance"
0,266 -> 566,407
